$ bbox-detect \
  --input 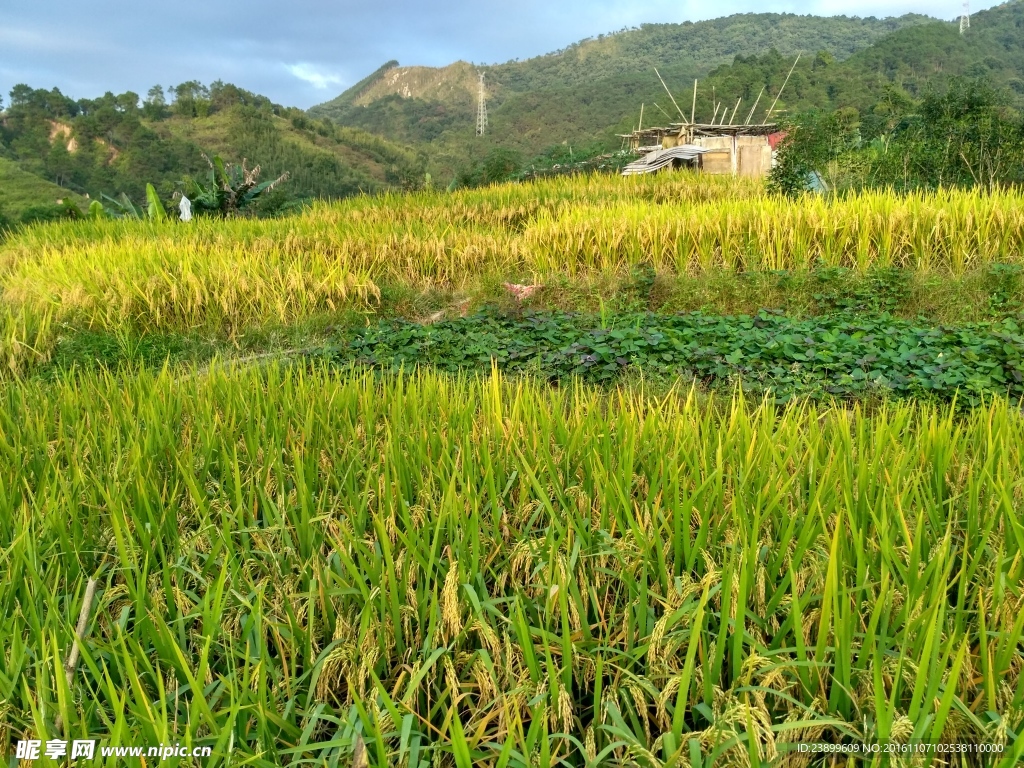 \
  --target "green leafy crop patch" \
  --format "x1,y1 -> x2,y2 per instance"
334,309 -> 1024,405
